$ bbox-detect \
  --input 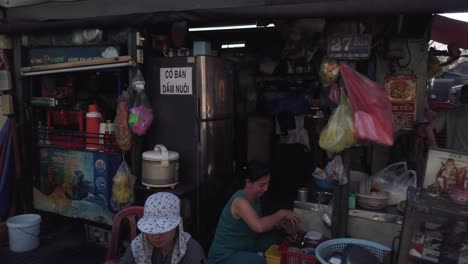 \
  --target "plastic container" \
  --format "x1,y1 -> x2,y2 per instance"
86,104 -> 102,150
315,238 -> 390,264
348,193 -> 356,209
265,244 -> 281,264
356,191 -> 389,209
193,41 -> 211,56
297,188 -> 309,202
306,231 -> 323,241
6,214 -> 41,252
313,174 -> 334,192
